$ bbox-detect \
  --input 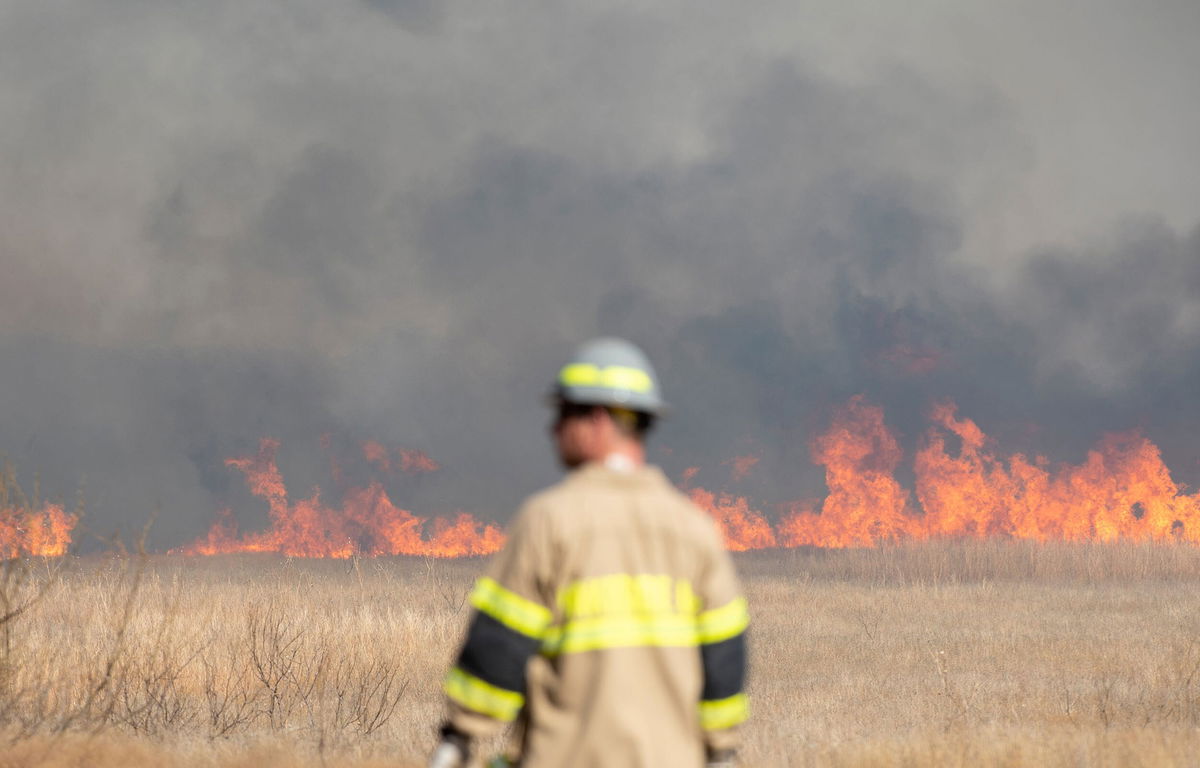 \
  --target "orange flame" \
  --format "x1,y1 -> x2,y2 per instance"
779,395 -> 913,547
398,449 -> 440,474
183,396 -> 1200,557
725,454 -> 761,482
704,396 -> 1200,549
181,439 -> 502,558
912,401 -> 1200,544
361,442 -> 440,475
687,488 -> 776,551
362,440 -> 391,473
0,501 -> 77,558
